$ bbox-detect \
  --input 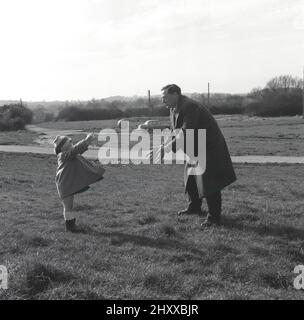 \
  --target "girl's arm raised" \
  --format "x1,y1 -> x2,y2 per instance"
59,134 -> 96,162
71,133 -> 96,155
